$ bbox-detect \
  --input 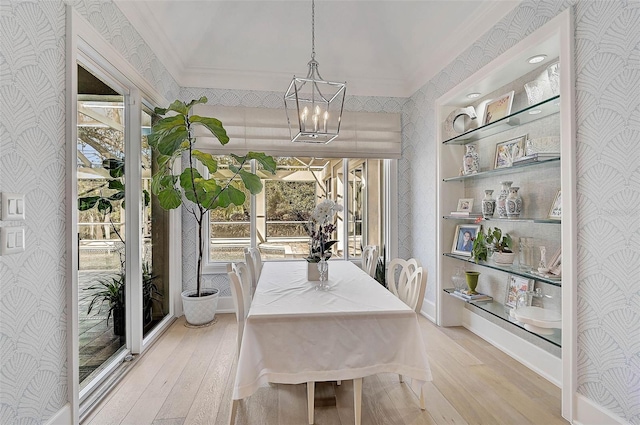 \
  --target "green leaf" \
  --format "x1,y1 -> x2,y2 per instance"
151,173 -> 176,195
97,198 -> 113,214
157,129 -> 189,156
185,97 -> 207,109
238,169 -> 262,194
190,115 -> 229,145
180,168 -> 202,203
226,185 -> 246,205
154,106 -> 168,116
108,191 -> 125,201
108,180 -> 124,190
147,132 -> 160,148
78,196 -> 100,211
156,154 -> 172,167
143,190 -> 150,207
246,152 -> 277,174
166,100 -> 188,115
152,115 -> 186,135
157,187 -> 182,210
192,150 -> 218,174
